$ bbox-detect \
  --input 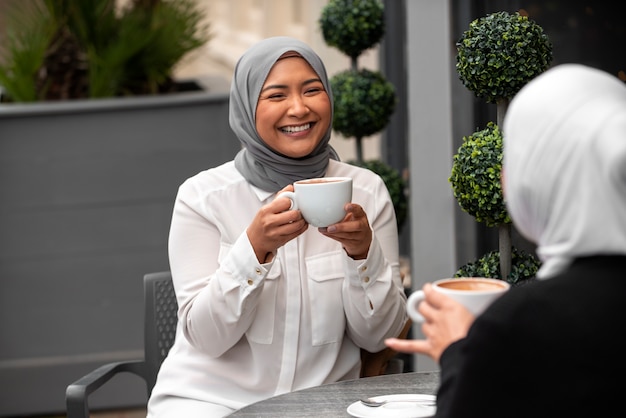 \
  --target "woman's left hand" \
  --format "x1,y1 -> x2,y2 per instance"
318,203 -> 372,260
